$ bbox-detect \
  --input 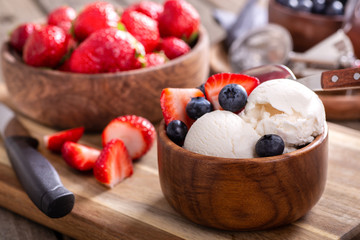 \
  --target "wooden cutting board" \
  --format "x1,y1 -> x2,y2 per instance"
0,85 -> 360,240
